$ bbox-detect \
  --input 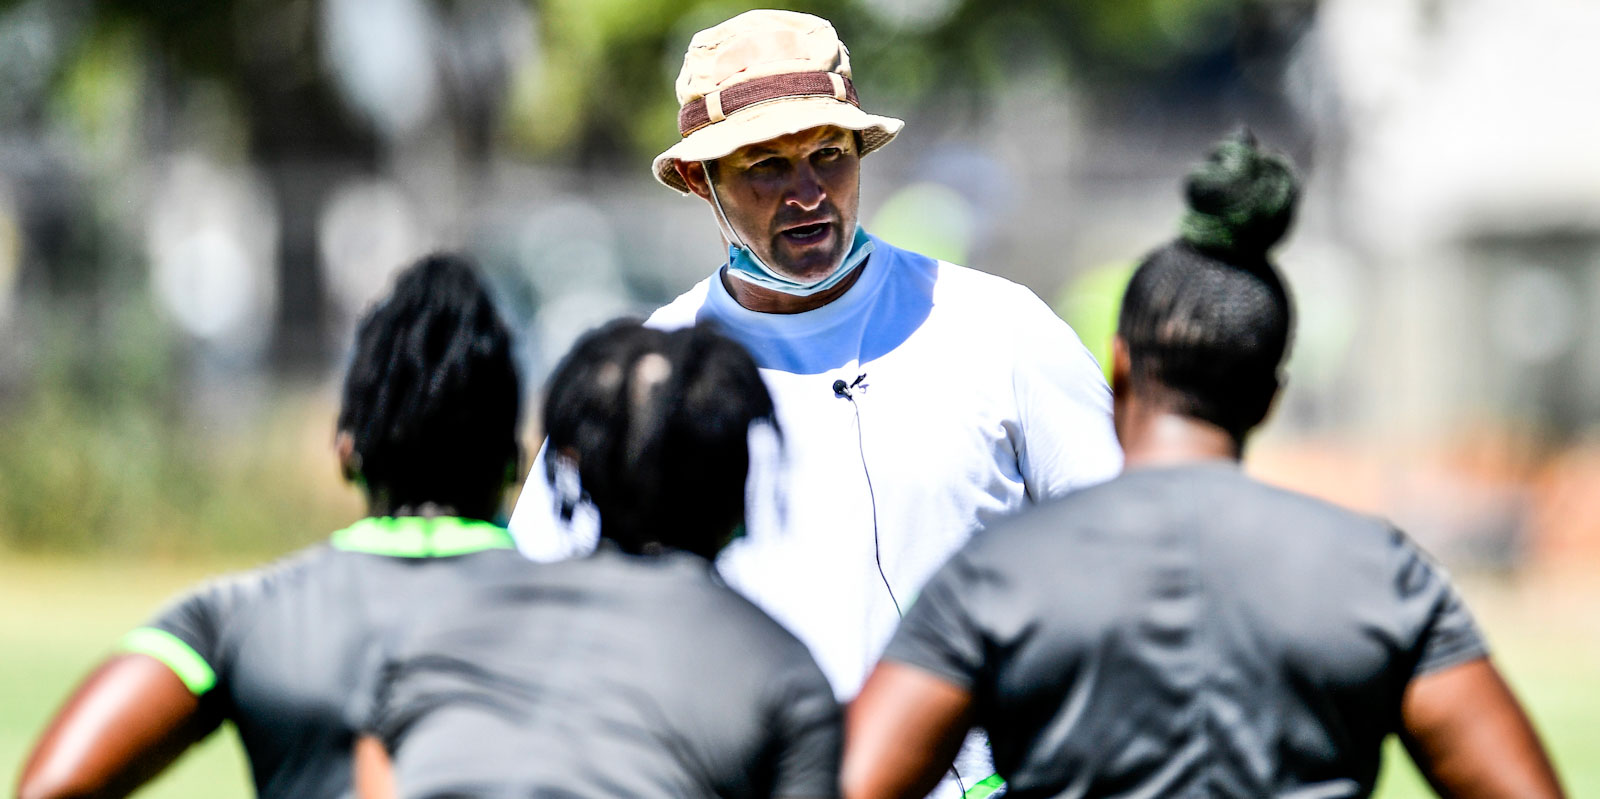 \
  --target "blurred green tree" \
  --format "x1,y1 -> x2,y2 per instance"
3,0 -> 1310,365
515,0 -> 1310,164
